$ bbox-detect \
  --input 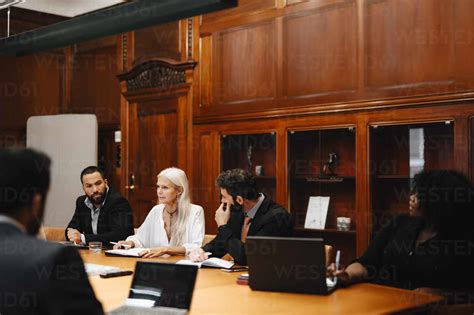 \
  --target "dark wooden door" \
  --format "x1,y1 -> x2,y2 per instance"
118,58 -> 196,226
126,99 -> 179,225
